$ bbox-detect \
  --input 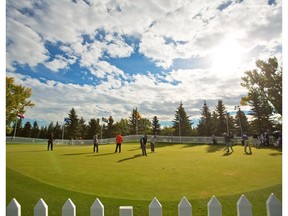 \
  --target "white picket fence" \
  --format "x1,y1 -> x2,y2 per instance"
7,193 -> 281,216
